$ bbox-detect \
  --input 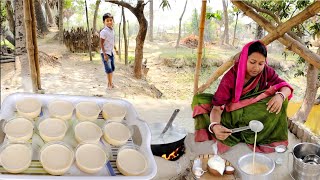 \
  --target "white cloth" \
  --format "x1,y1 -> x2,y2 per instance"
100,26 -> 115,55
